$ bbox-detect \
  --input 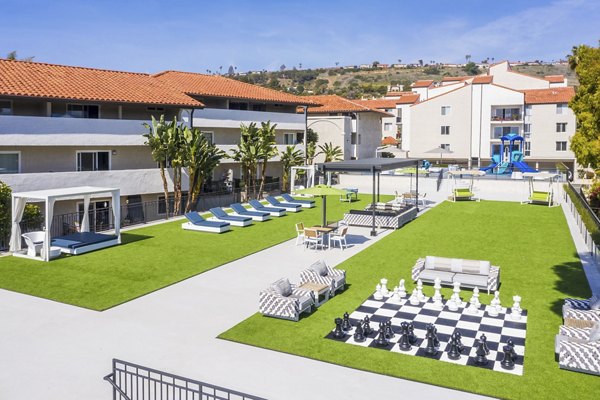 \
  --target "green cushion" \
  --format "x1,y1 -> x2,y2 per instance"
530,191 -> 550,202
454,189 -> 474,198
